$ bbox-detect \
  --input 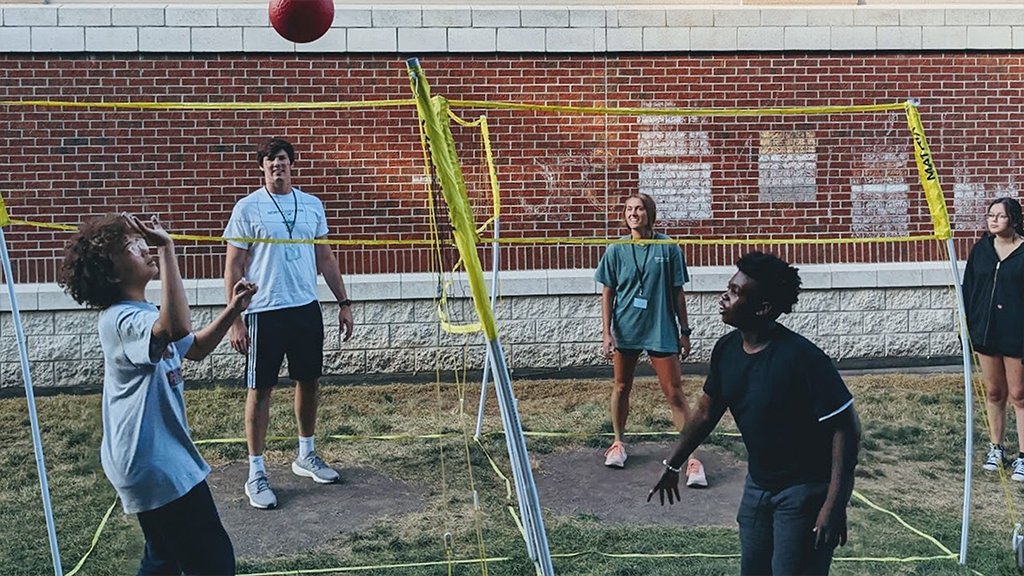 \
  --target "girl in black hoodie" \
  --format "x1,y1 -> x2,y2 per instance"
962,197 -> 1024,479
